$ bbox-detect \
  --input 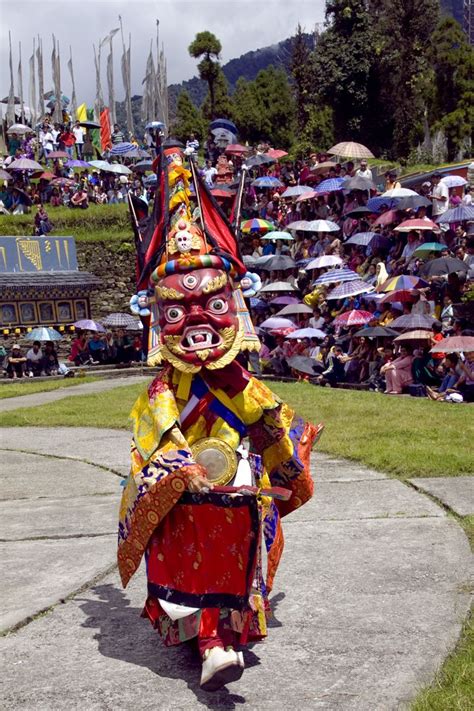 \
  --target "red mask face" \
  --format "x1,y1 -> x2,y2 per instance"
156,268 -> 242,372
